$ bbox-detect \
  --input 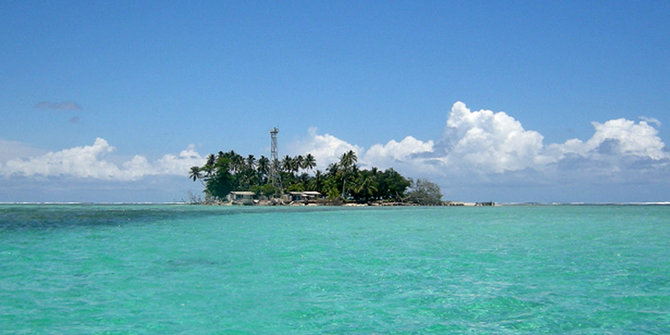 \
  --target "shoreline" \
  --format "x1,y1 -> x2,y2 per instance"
207,199 -> 498,207
2,201 -> 670,206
